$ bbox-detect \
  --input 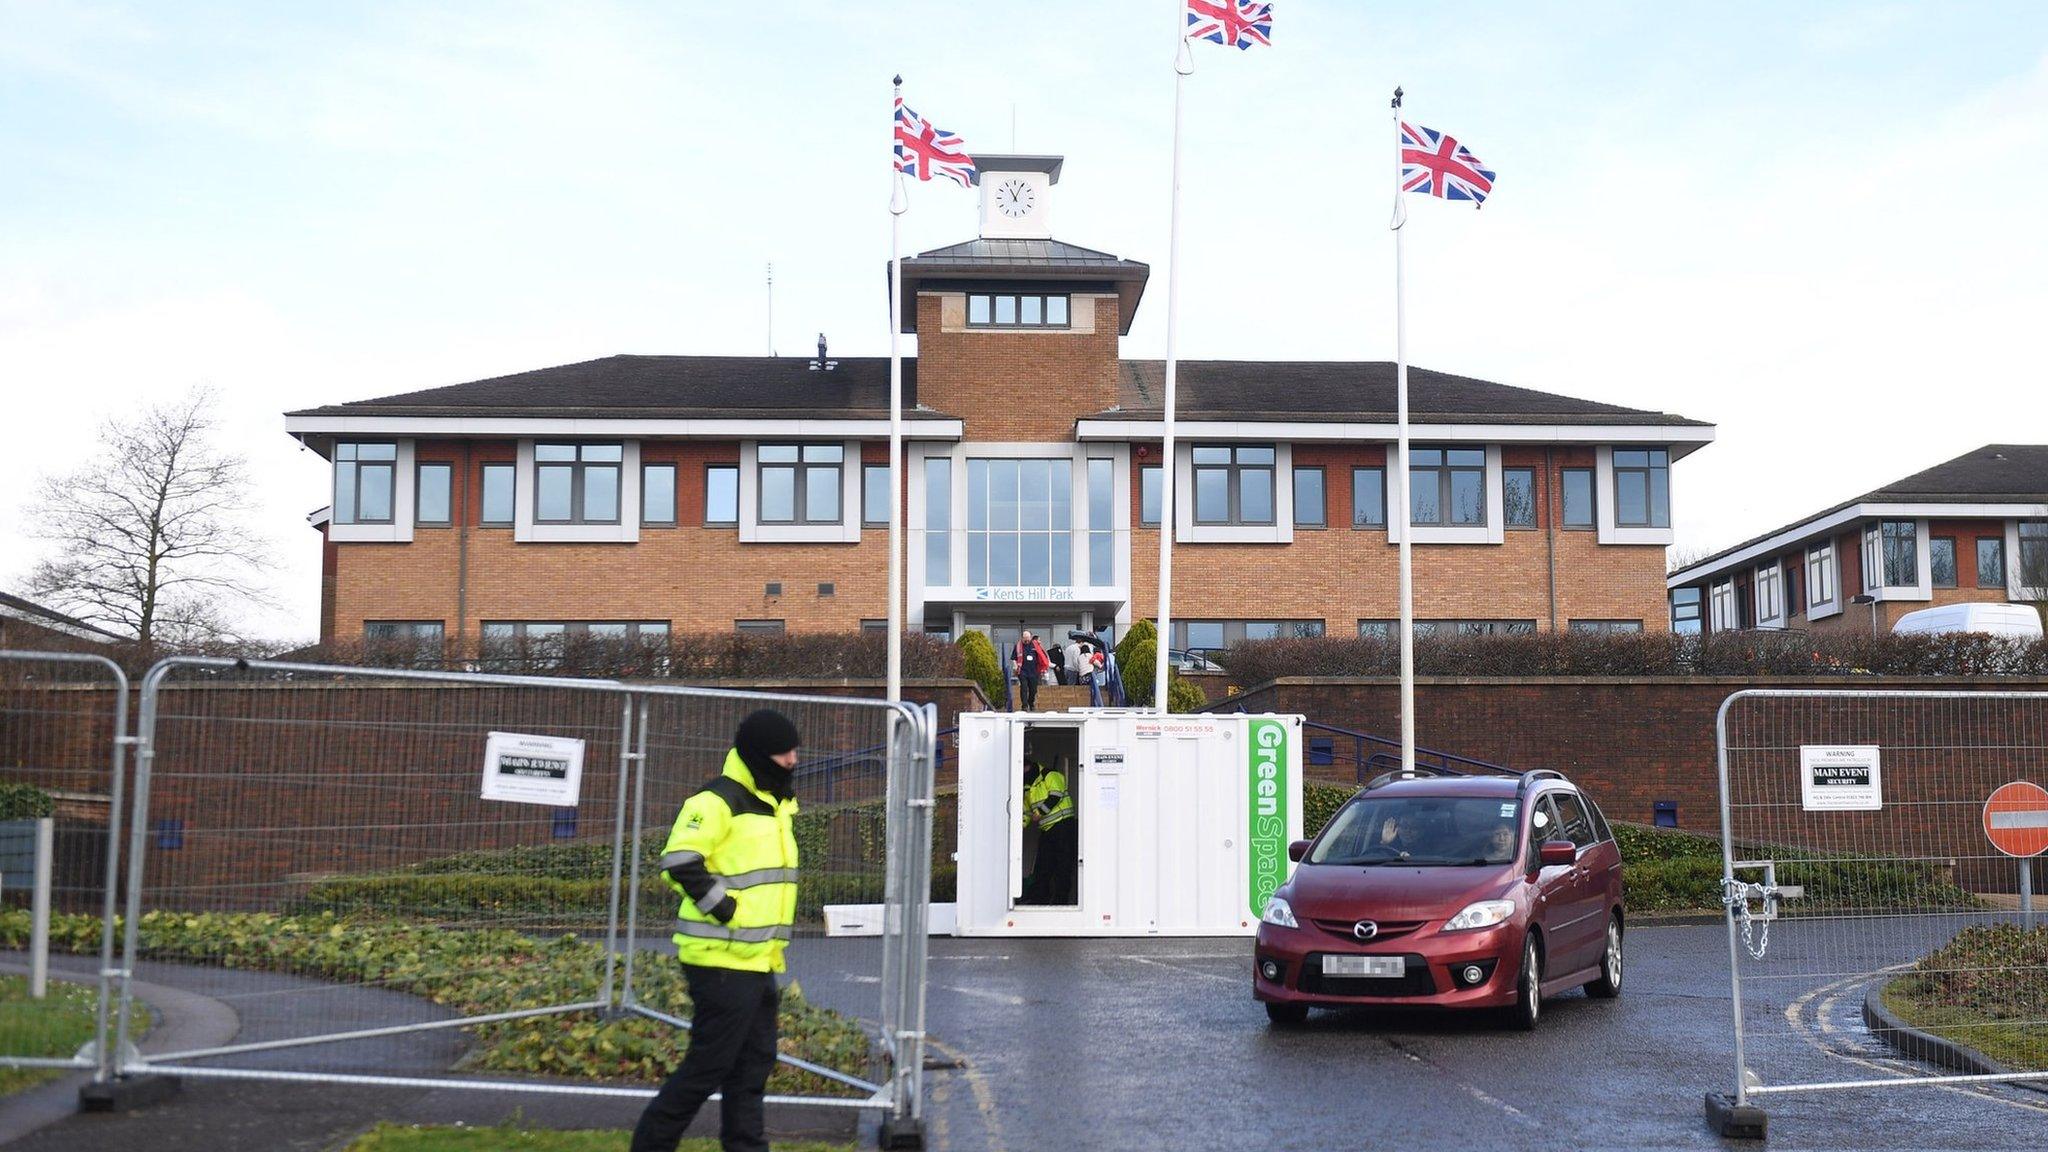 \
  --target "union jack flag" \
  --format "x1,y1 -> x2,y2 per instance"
1400,122 -> 1496,205
1185,0 -> 1273,50
894,98 -> 976,188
